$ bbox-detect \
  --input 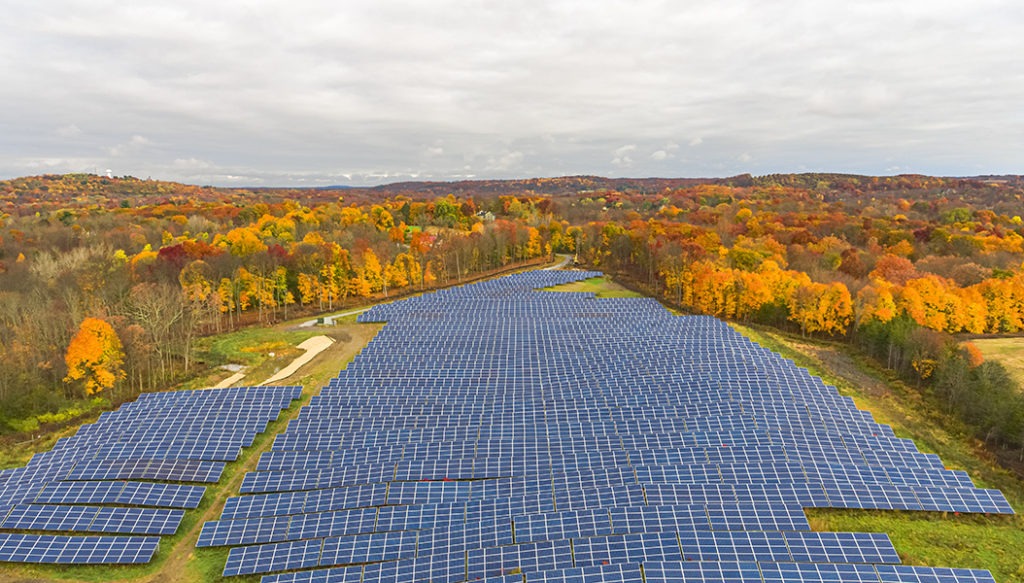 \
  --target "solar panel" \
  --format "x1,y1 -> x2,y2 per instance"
223,538 -> 323,576
466,538 -> 573,580
361,552 -> 466,583
642,561 -> 764,583
318,531 -> 418,568
526,562 -> 645,583
259,564 -> 363,583
875,565 -> 998,583
0,533 -> 159,564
